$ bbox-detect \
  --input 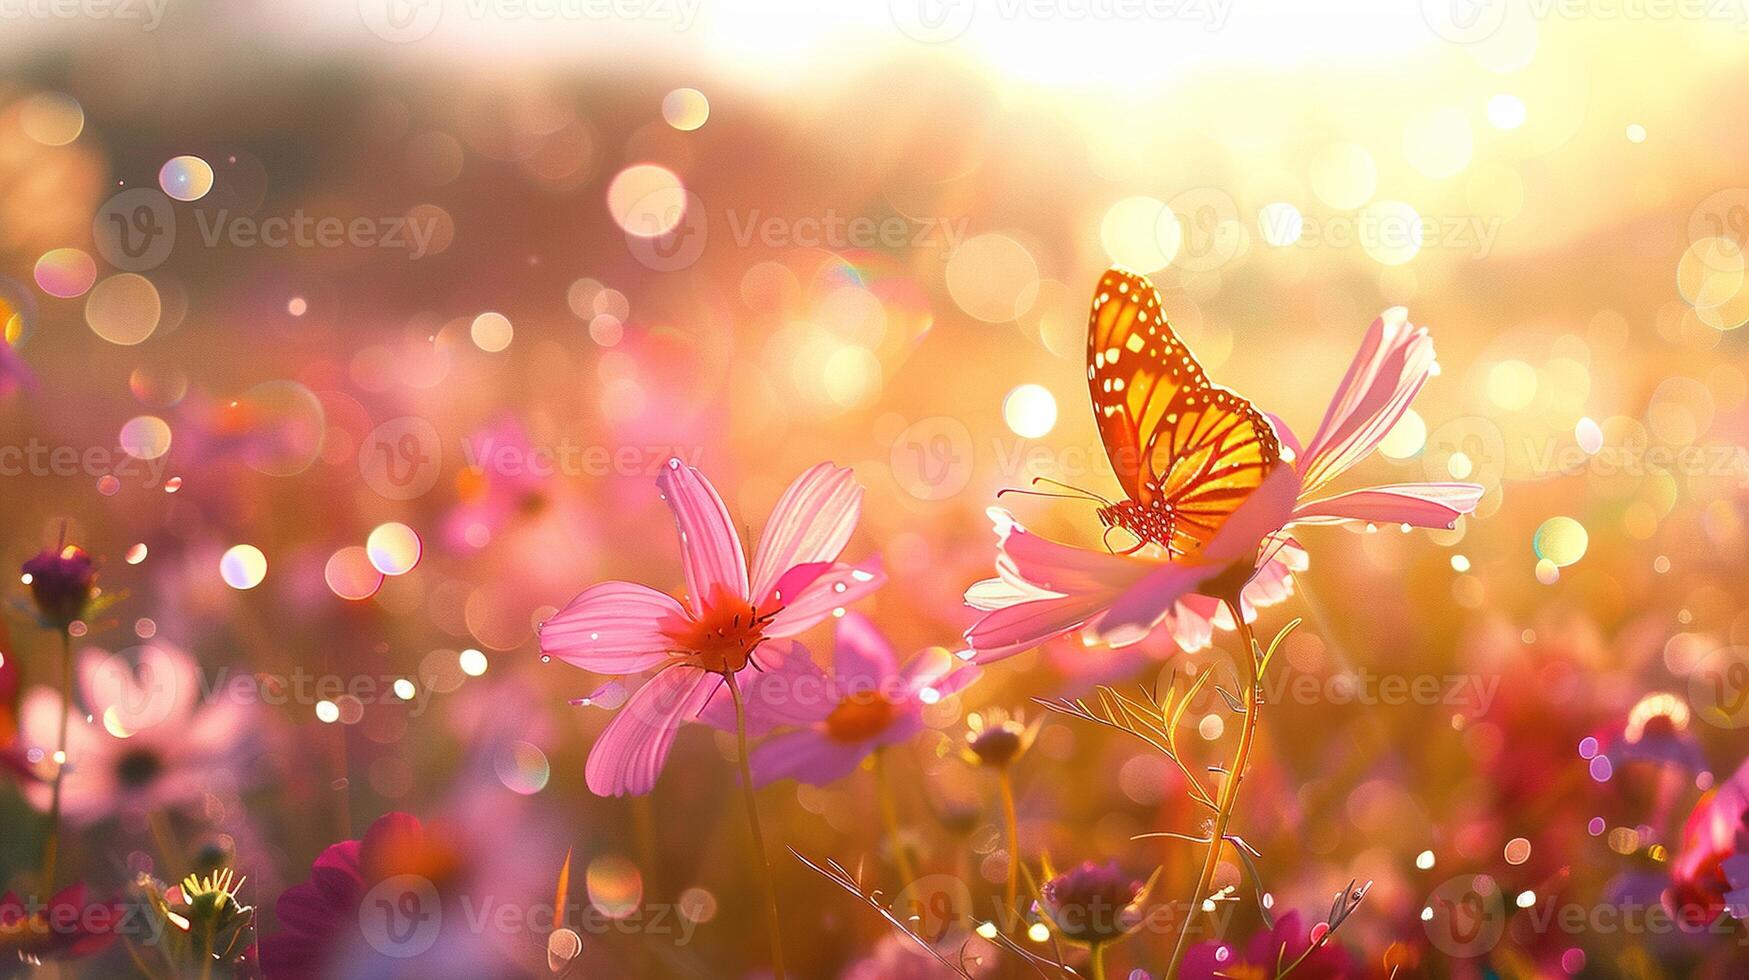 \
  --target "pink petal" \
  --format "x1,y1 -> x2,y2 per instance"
656,459 -> 749,614
749,727 -> 870,787
585,666 -> 715,797
1202,463 -> 1302,564
79,642 -> 200,734
762,557 -> 885,638
965,591 -> 1116,663
834,611 -> 897,690
539,581 -> 686,674
899,647 -> 981,700
1232,539 -> 1307,623
1290,482 -> 1483,529
750,462 -> 863,600
1095,468 -> 1301,648
1298,308 -> 1437,494
1093,561 -> 1224,649
992,508 -> 1151,595
964,574 -> 1057,612
696,642 -> 834,734
758,560 -> 833,611
1163,595 -> 1224,653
